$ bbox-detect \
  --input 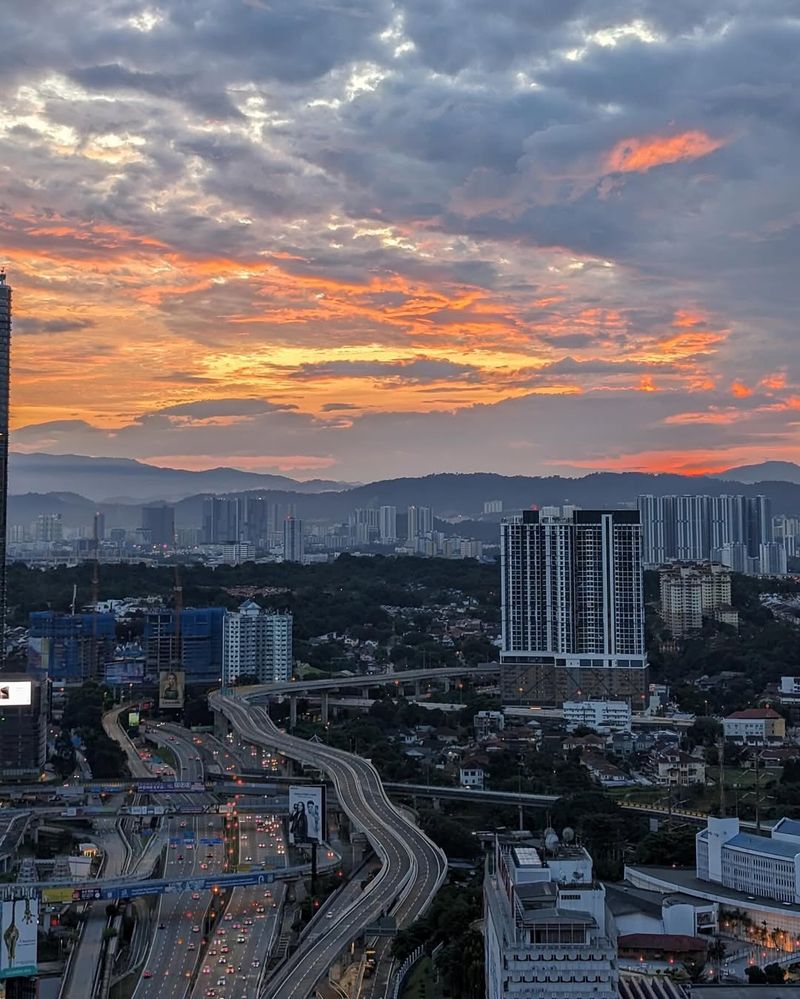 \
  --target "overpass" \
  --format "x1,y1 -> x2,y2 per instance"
212,691 -> 447,999
241,664 -> 500,725
34,857 -> 339,902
